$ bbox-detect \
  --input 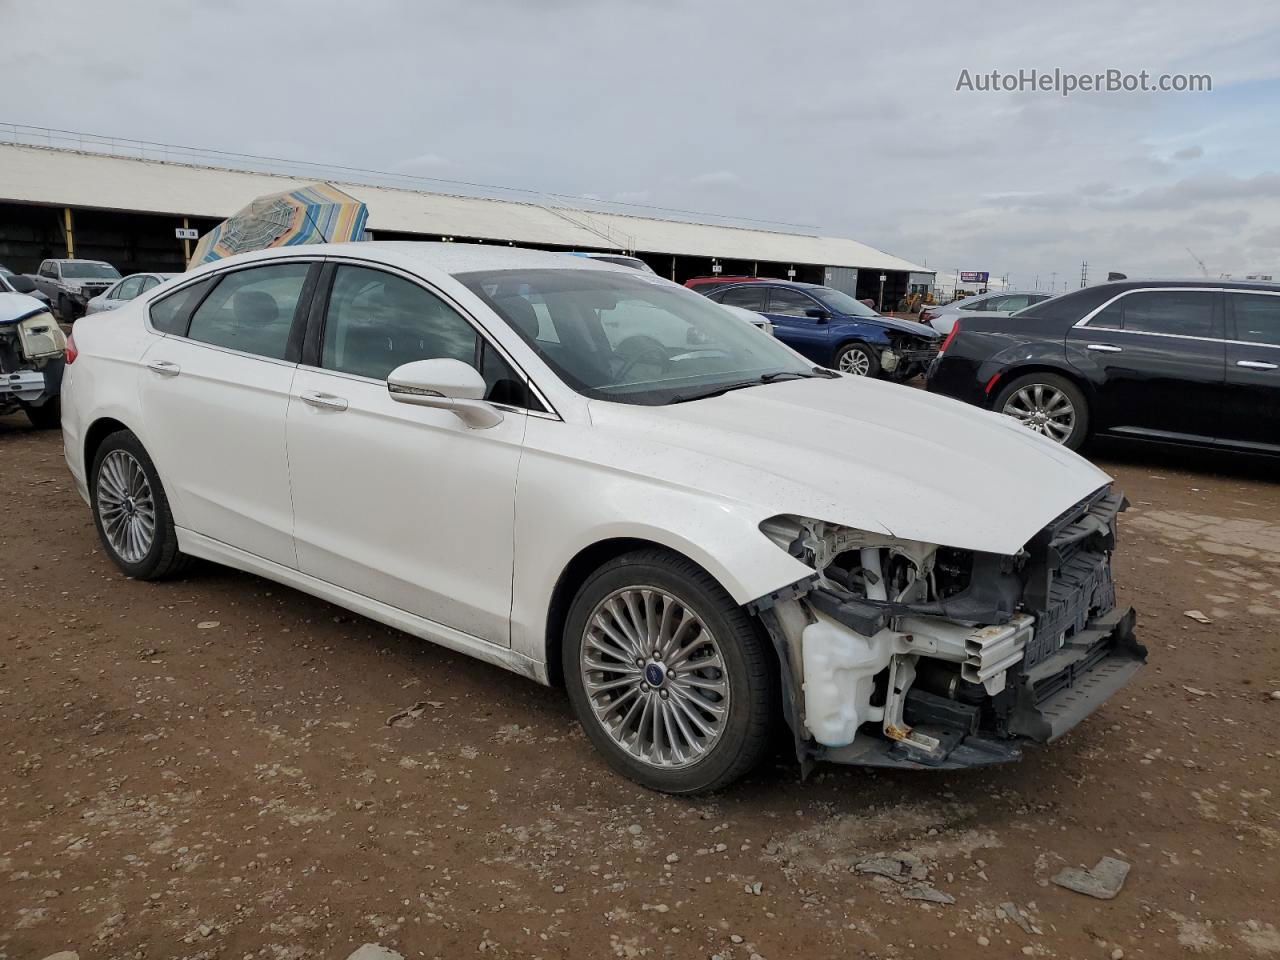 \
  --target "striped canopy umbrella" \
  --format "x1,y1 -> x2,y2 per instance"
188,182 -> 369,268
